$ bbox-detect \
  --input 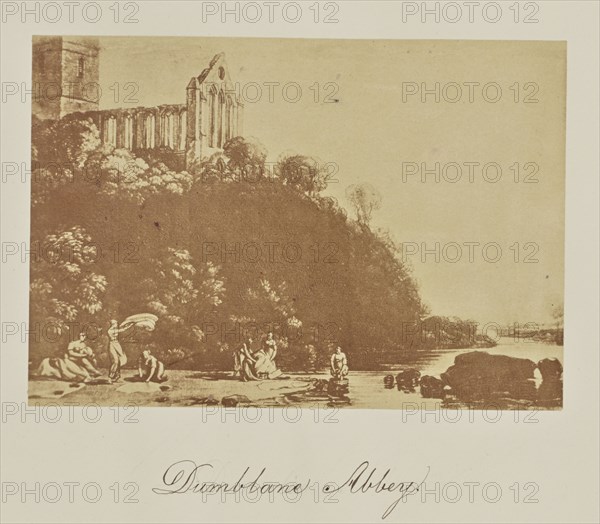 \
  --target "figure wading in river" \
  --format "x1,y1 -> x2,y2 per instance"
330,346 -> 349,380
